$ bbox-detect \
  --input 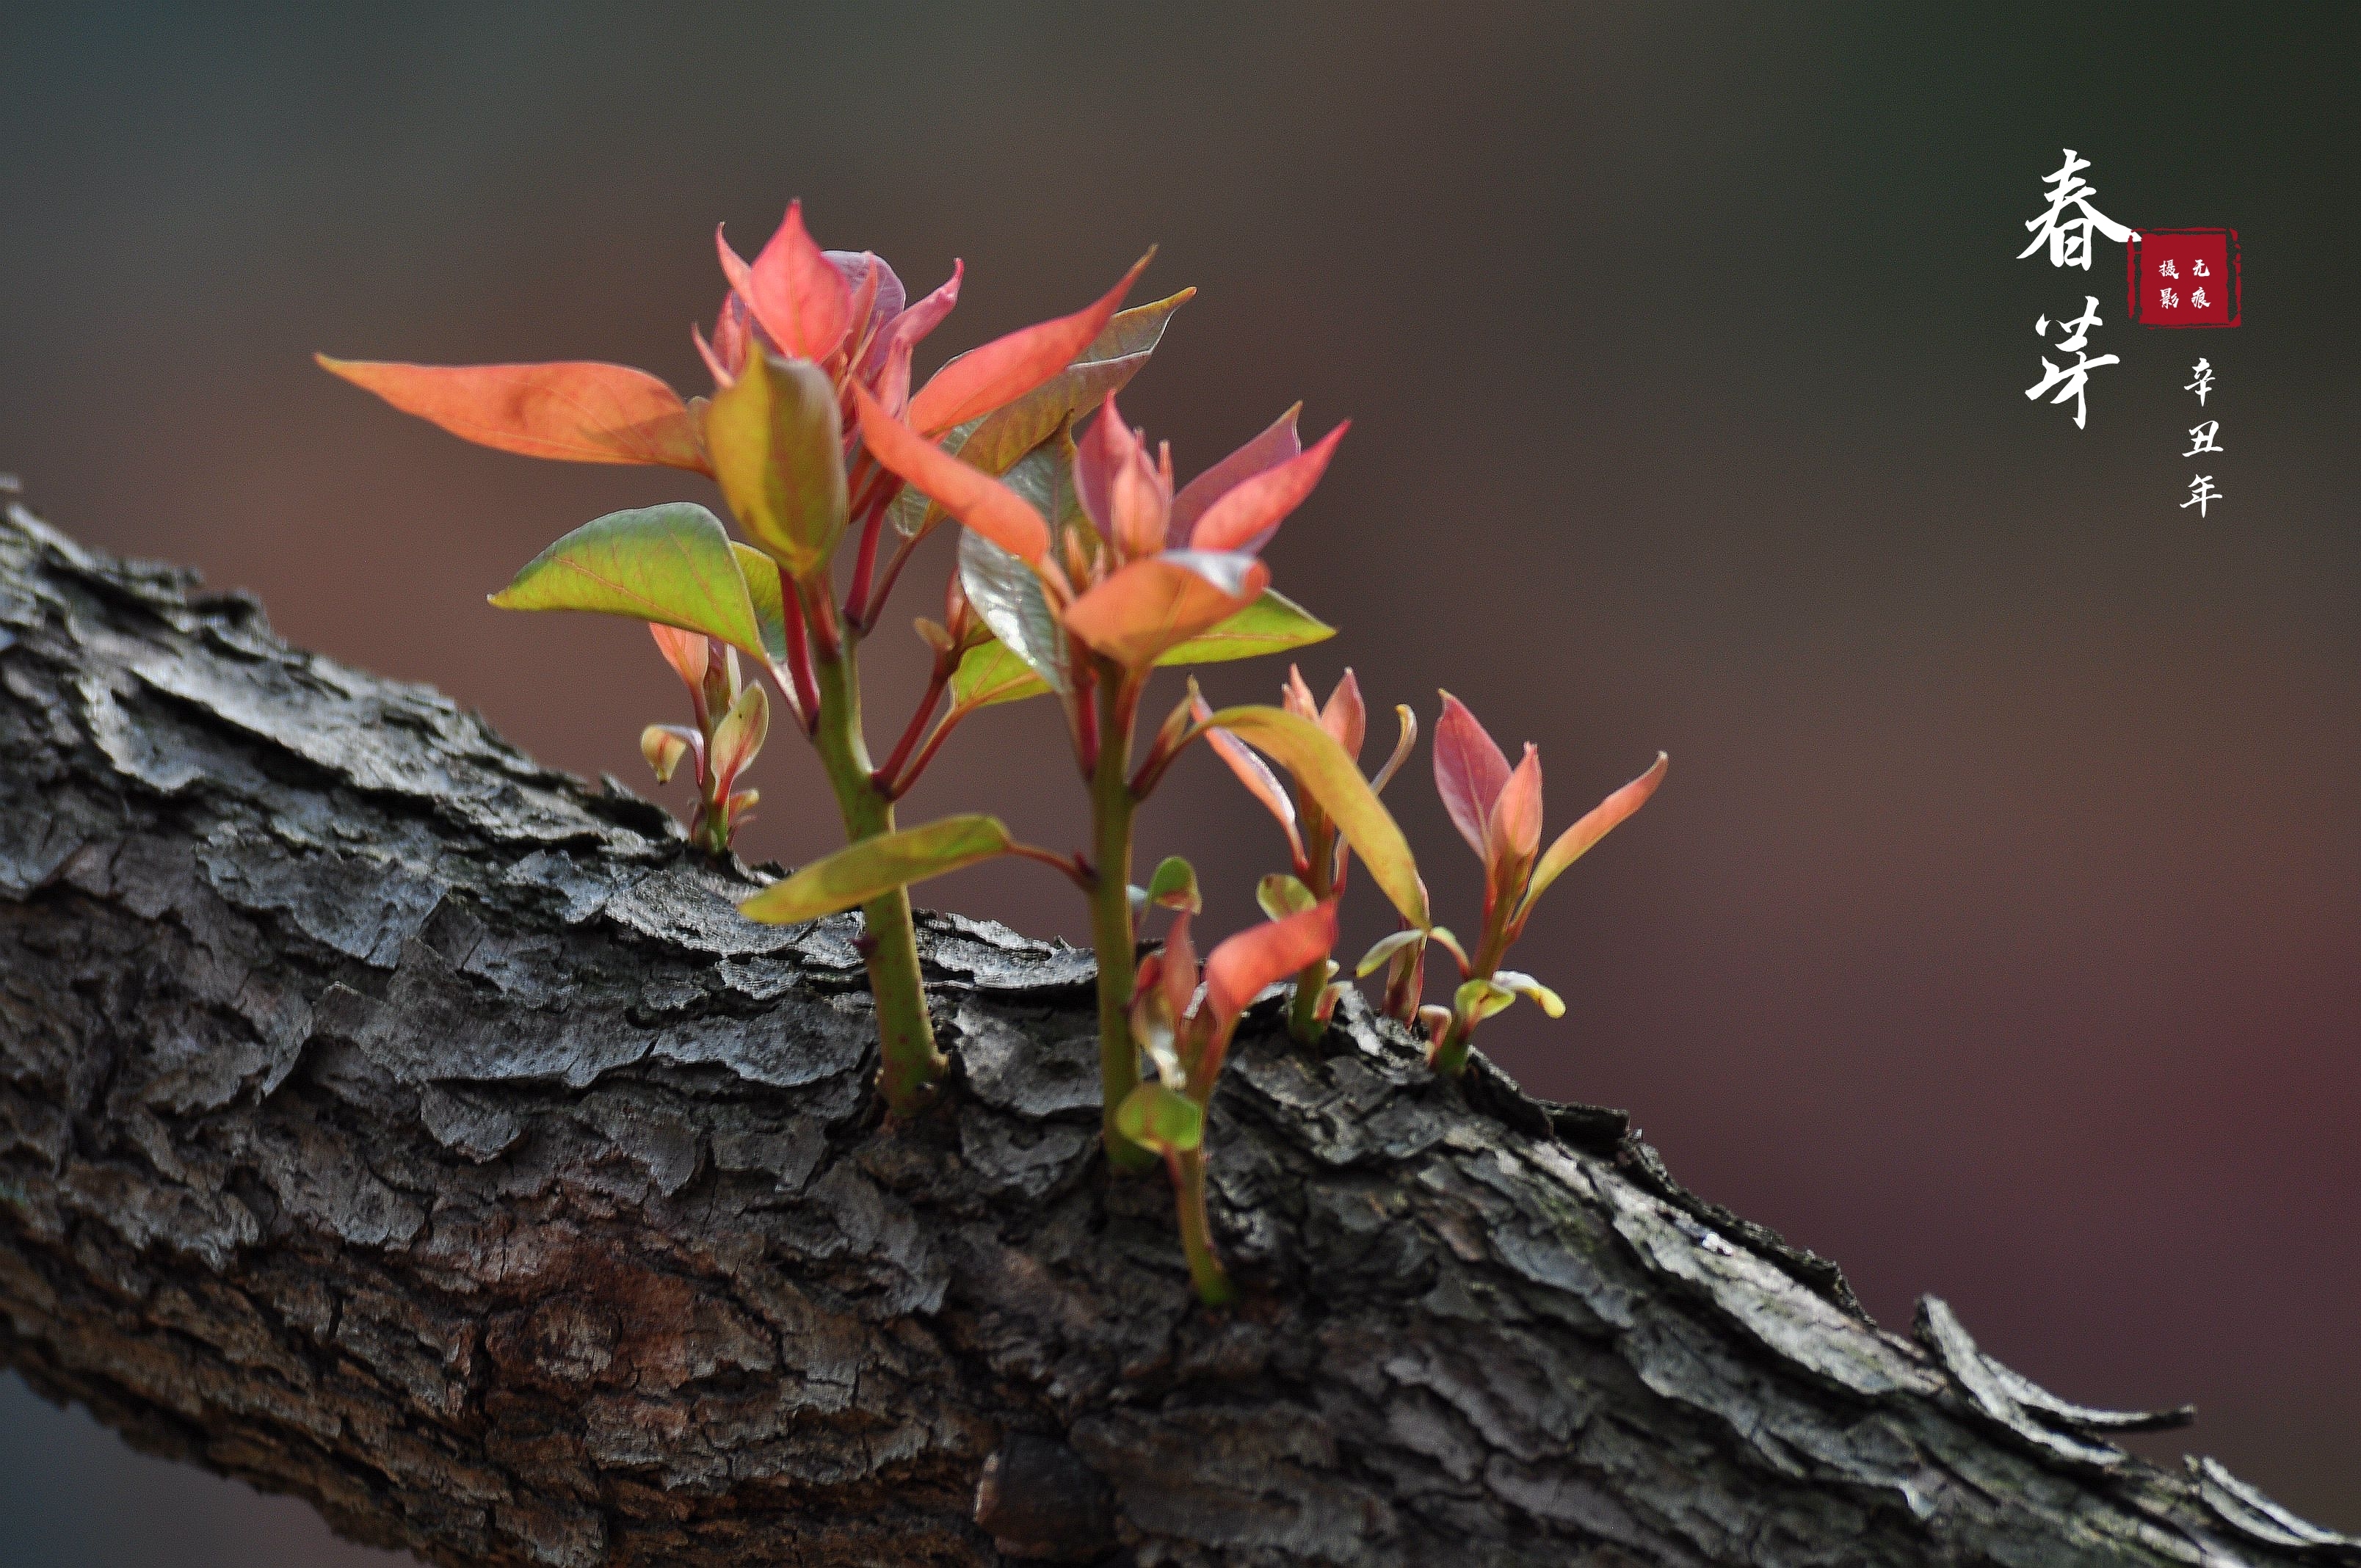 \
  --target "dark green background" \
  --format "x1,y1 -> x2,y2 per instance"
2,4 -> 2353,1560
